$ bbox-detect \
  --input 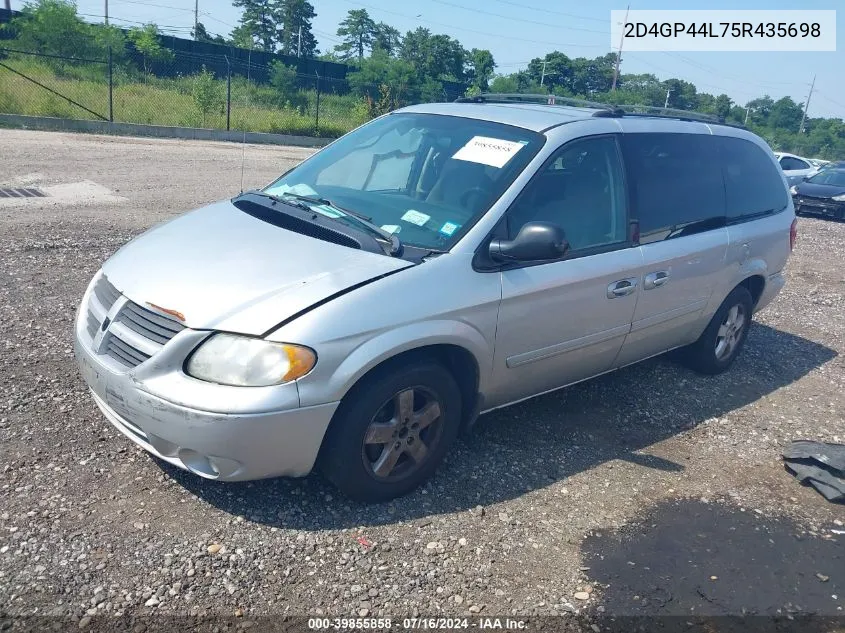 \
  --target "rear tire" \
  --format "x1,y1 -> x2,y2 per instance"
320,361 -> 462,503
677,286 -> 753,375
